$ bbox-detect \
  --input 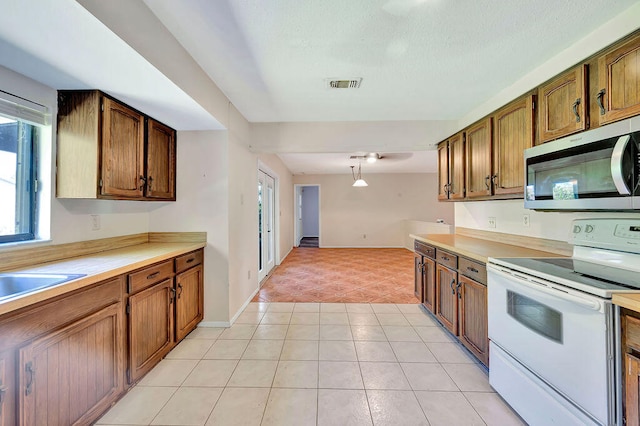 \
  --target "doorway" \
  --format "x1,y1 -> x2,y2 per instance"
294,184 -> 320,248
258,170 -> 276,282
